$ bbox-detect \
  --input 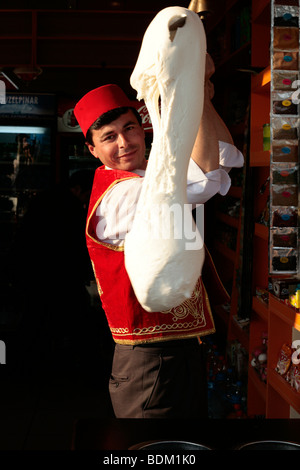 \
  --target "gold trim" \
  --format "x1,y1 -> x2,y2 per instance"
110,278 -> 216,342
86,174 -> 140,252
202,282 -> 215,331
161,277 -> 204,321
111,318 -> 206,337
90,261 -> 103,296
113,328 -> 216,345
